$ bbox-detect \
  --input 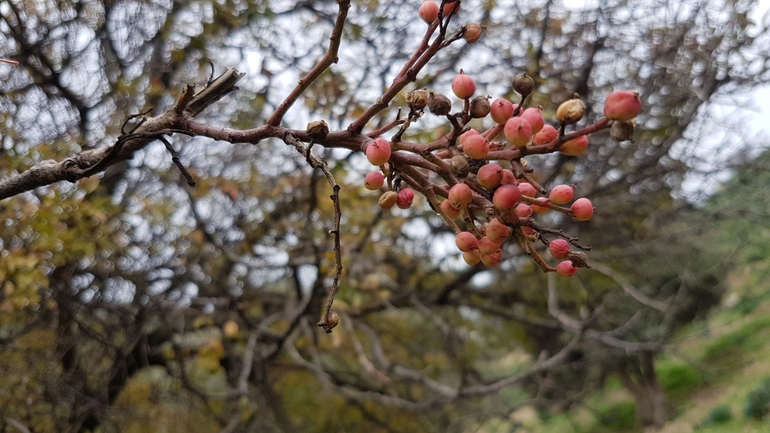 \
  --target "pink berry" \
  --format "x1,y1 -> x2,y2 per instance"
493,185 -> 522,210
463,250 -> 481,266
570,198 -> 594,221
514,203 -> 532,218
548,239 -> 570,259
504,117 -> 533,148
556,261 -> 578,277
532,124 -> 558,145
366,138 -> 392,166
604,90 -> 642,121
501,169 -> 516,185
418,1 -> 439,23
477,164 -> 503,190
522,226 -> 535,235
442,0 -> 460,17
448,183 -> 473,210
531,204 -> 549,214
490,98 -> 514,124
549,184 -> 574,205
364,171 -> 385,190
397,188 -> 415,209
462,134 -> 489,159
480,249 -> 503,267
485,218 -> 510,244
520,107 -> 545,134
452,72 -> 476,100
518,182 -> 537,197
455,231 -> 479,252
458,128 -> 479,144
440,199 -> 462,218
478,236 -> 501,256
559,135 -> 589,156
